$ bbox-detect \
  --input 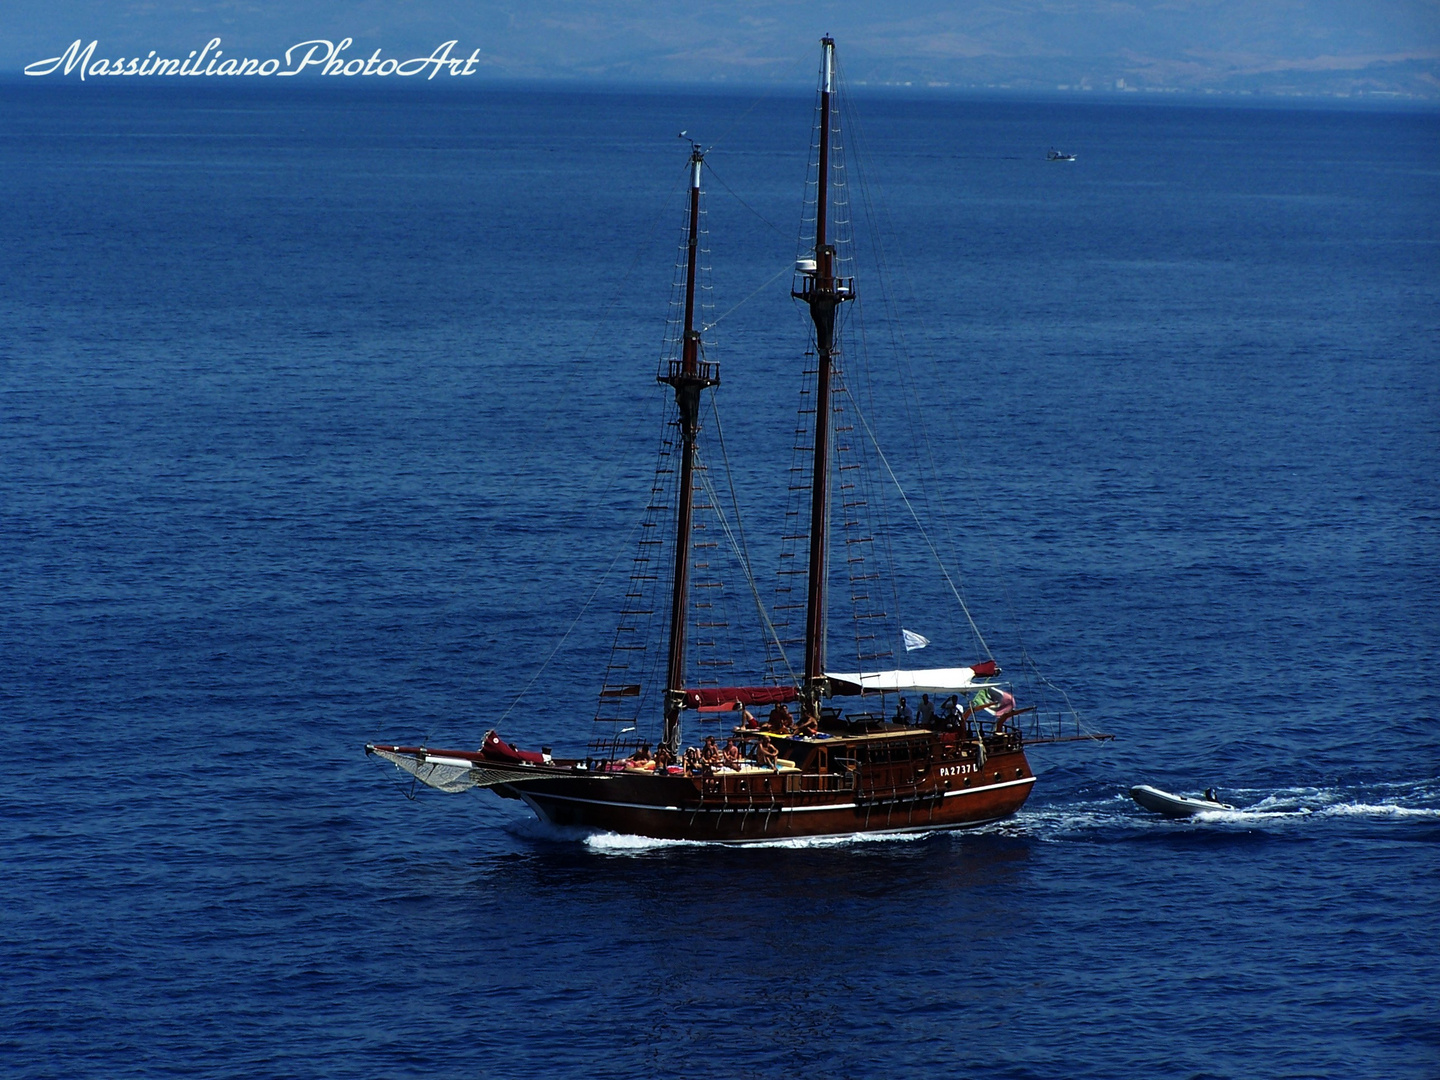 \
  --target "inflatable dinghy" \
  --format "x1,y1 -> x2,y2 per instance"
1130,784 -> 1235,817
